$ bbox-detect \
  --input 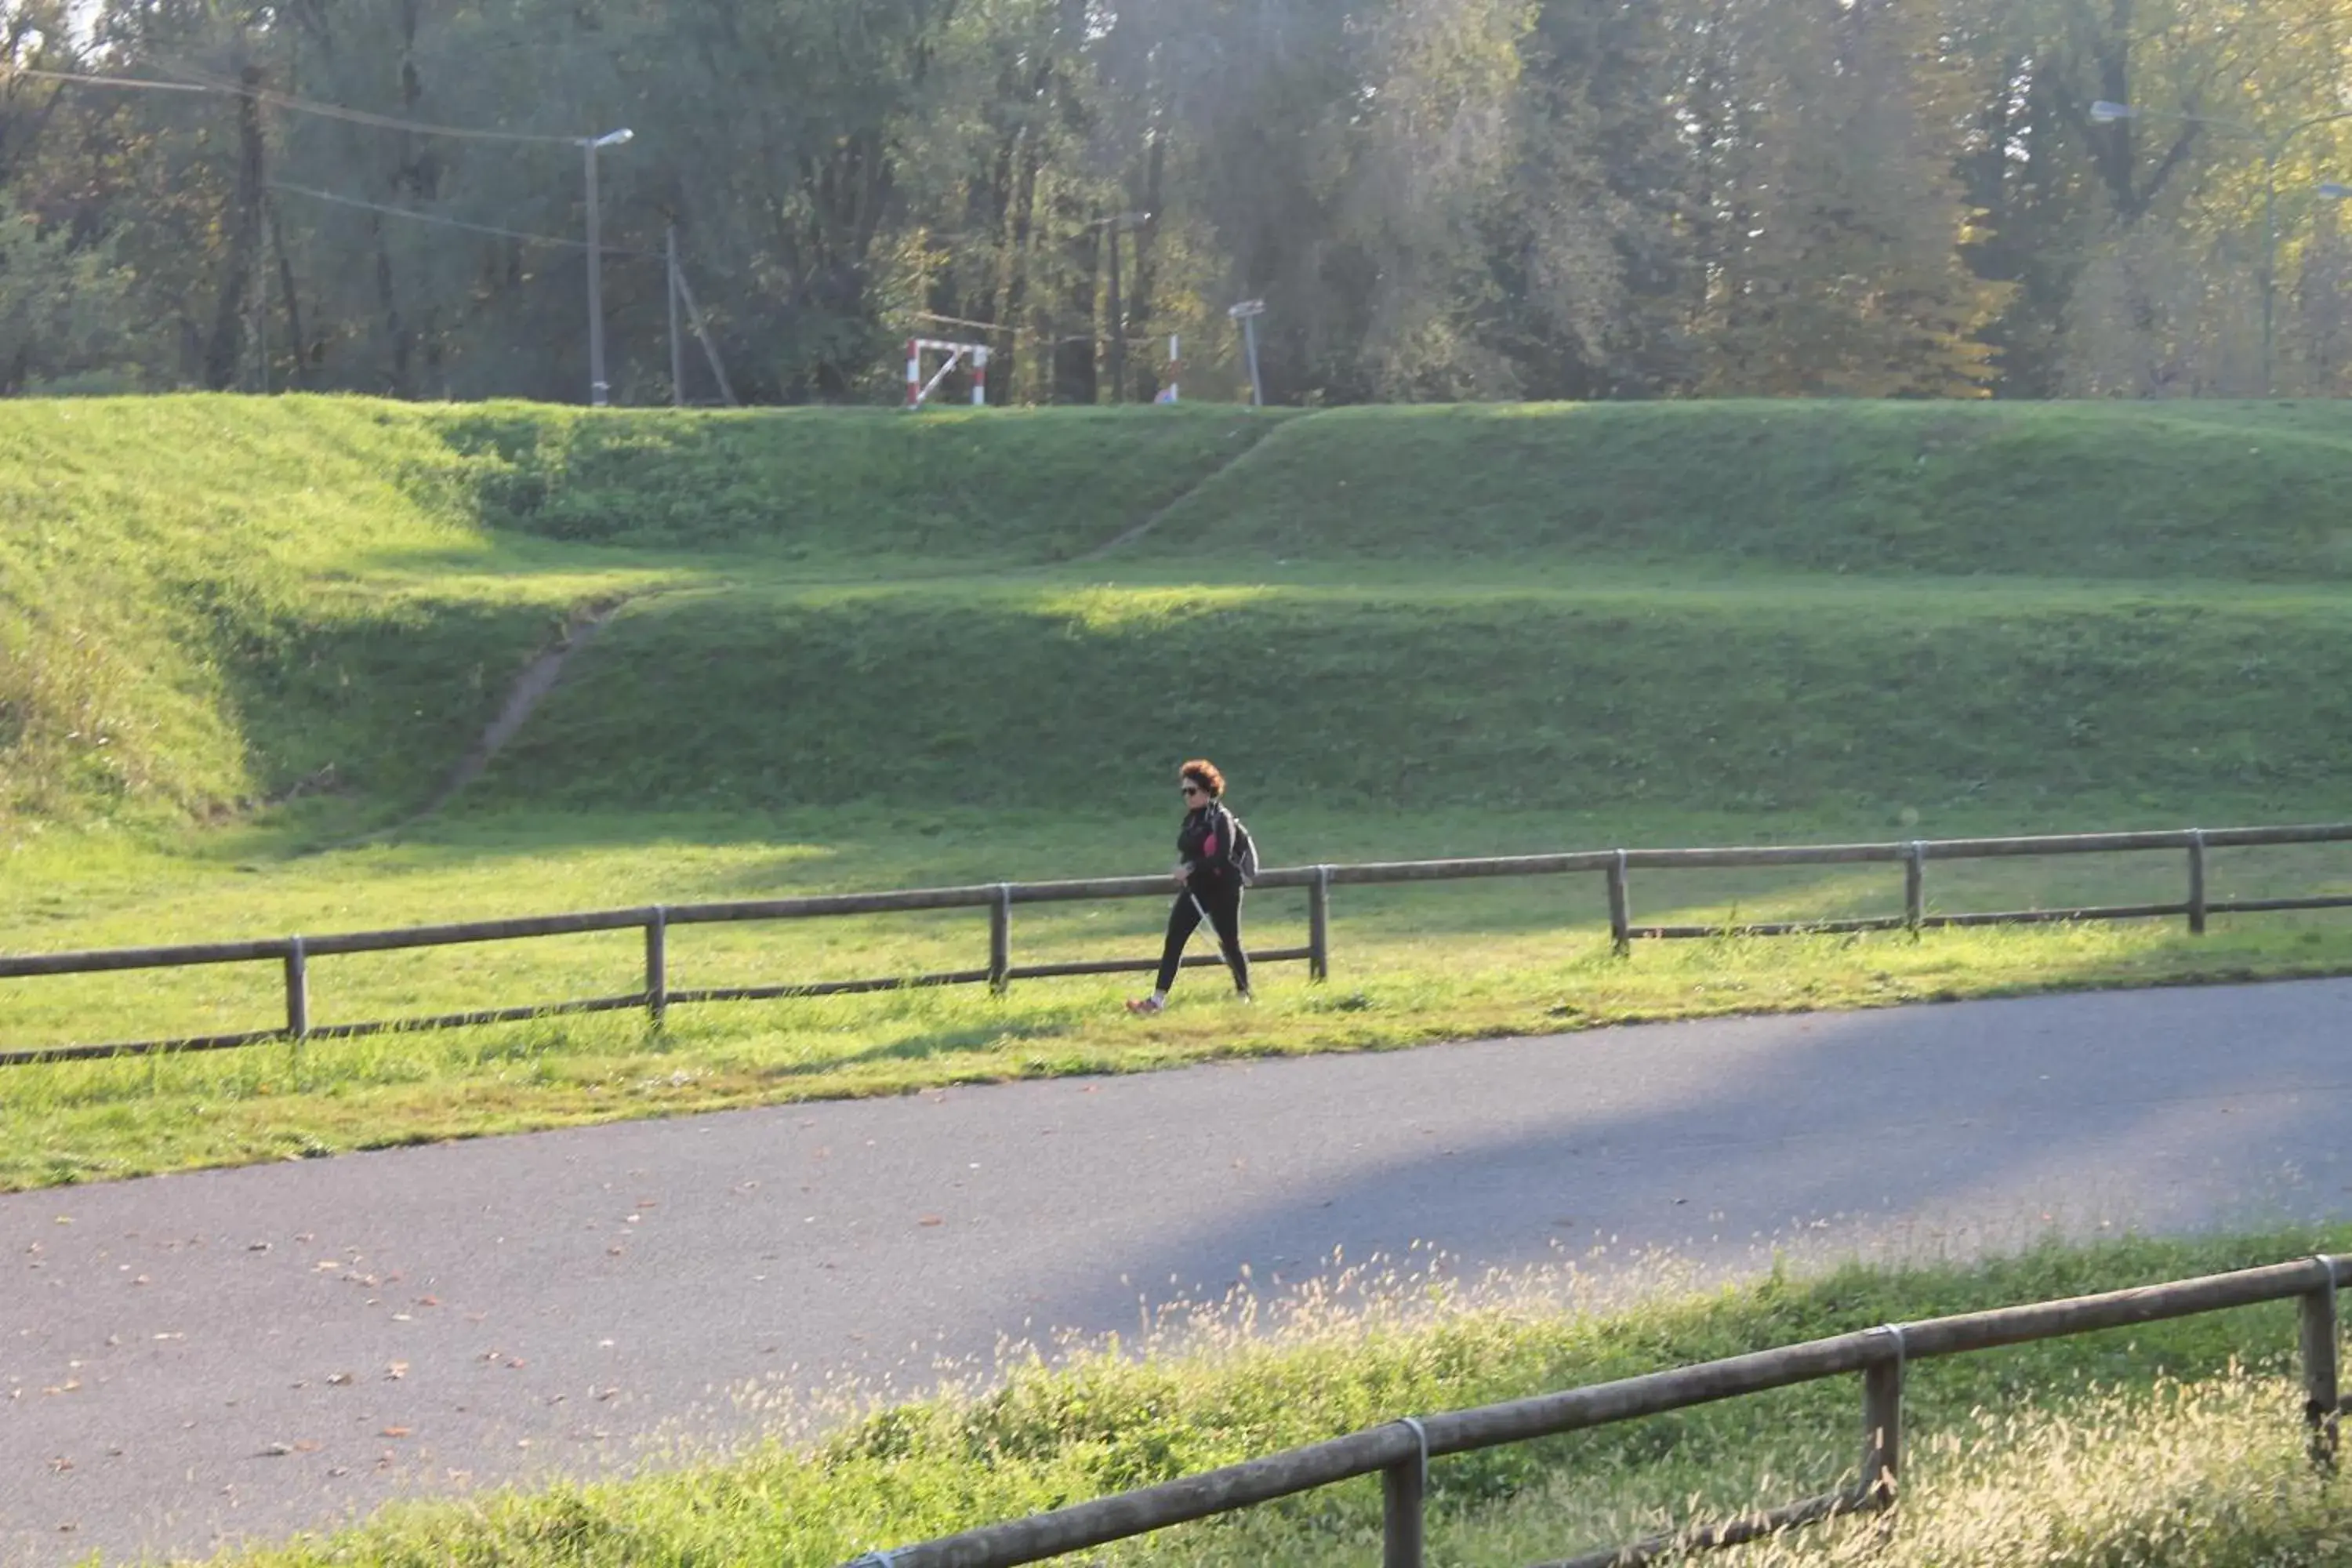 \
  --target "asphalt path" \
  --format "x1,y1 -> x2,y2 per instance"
9,978 -> 2352,1565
